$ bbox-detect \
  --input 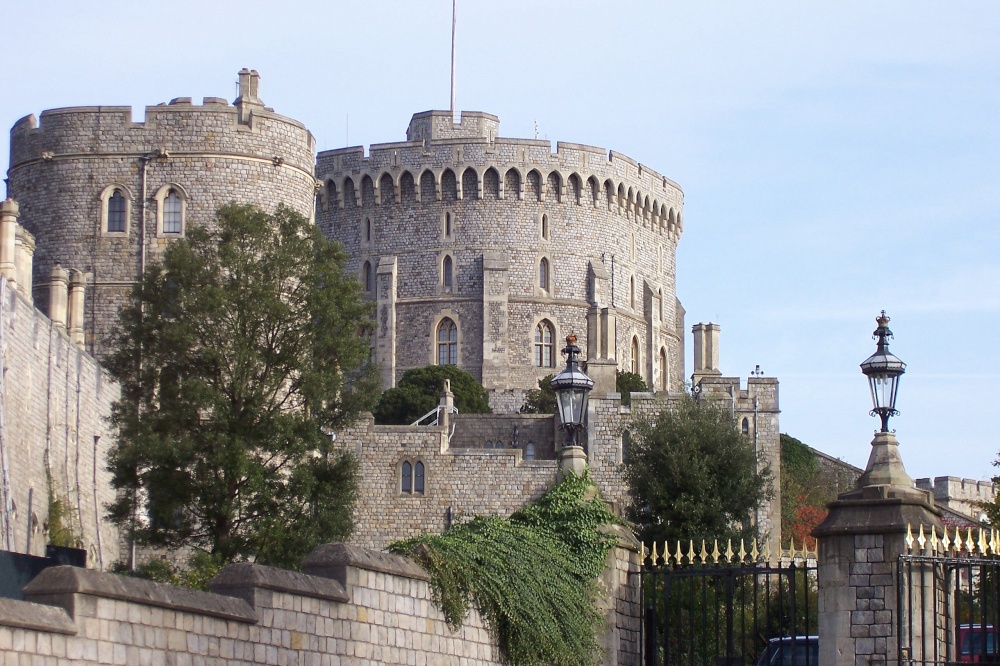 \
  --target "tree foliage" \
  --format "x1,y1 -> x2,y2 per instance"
520,374 -> 556,414
616,370 -> 649,406
389,472 -> 618,666
105,204 -> 380,568
780,433 -> 857,548
621,396 -> 772,546
373,365 -> 491,424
